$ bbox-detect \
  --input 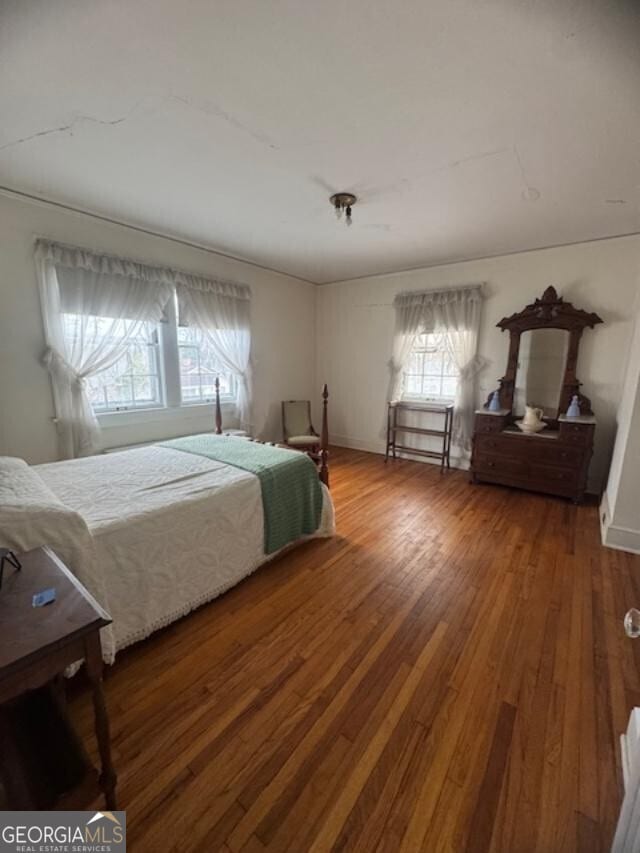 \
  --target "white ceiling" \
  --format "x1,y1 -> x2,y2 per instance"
1,0 -> 639,284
